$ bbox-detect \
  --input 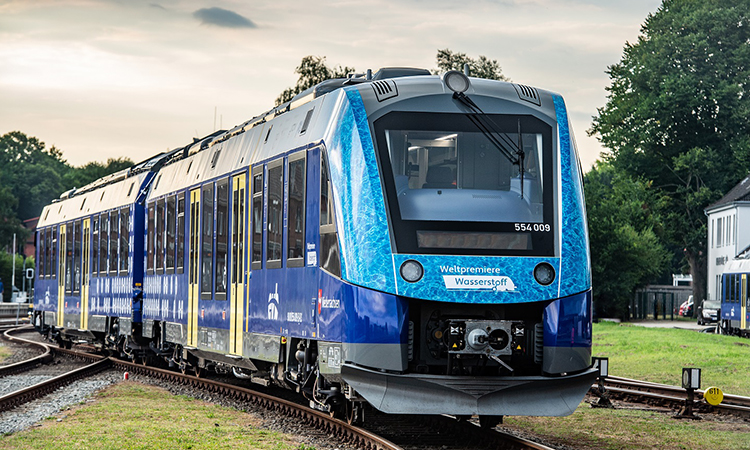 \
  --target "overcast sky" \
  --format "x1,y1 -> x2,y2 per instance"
0,0 -> 662,170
